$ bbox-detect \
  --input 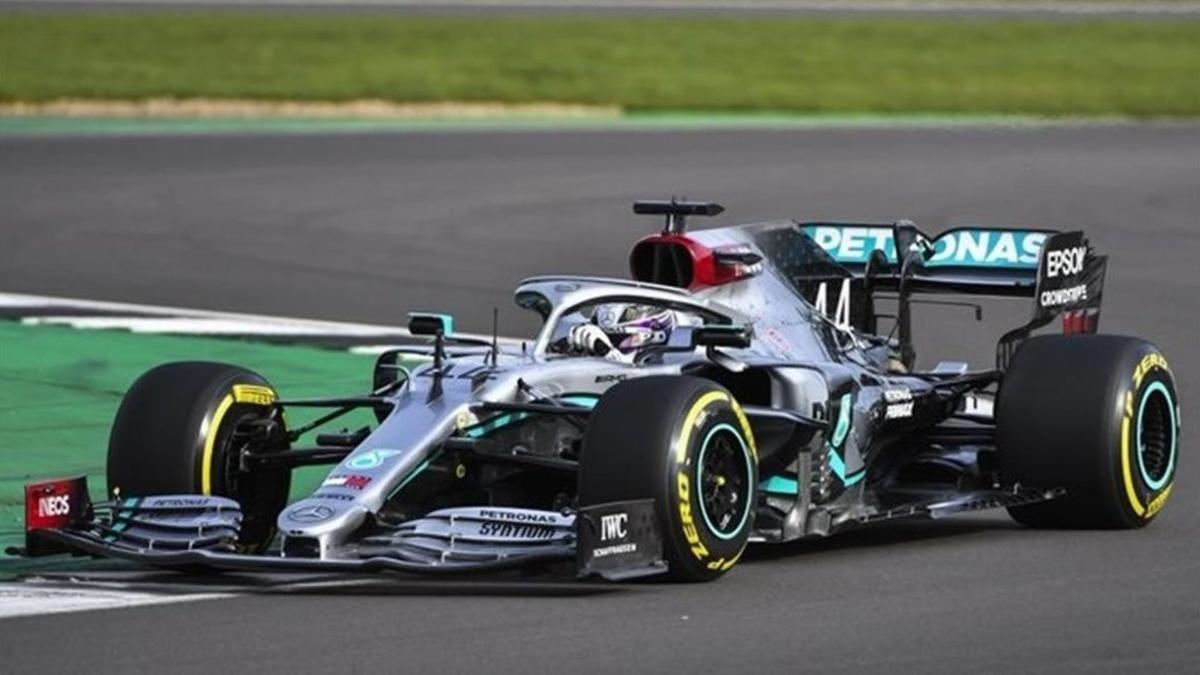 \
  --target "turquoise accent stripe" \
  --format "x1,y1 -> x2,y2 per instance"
1136,381 -> 1177,490
464,412 -> 530,438
463,394 -> 598,438
827,393 -> 864,486
560,395 -> 600,409
828,449 -> 866,486
760,475 -> 799,495
830,393 -> 852,447
762,392 -> 863,495
761,465 -> 862,496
